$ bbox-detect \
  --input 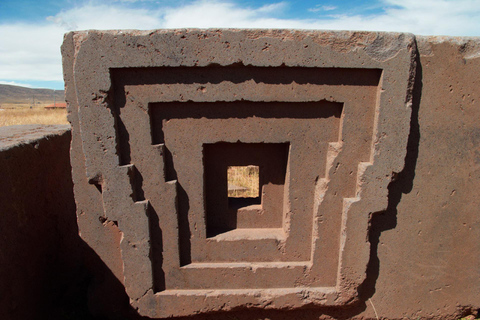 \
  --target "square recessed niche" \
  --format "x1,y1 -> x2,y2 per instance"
204,142 -> 289,238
